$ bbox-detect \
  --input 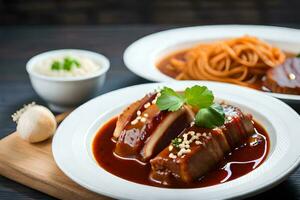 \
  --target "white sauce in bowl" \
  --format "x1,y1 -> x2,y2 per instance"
34,53 -> 101,77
